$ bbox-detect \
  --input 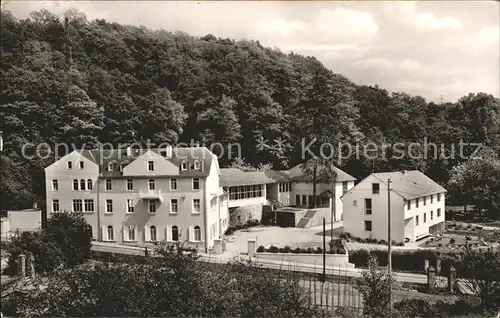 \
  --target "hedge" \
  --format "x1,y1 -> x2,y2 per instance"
340,232 -> 405,246
348,249 -> 471,277
257,239 -> 346,255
